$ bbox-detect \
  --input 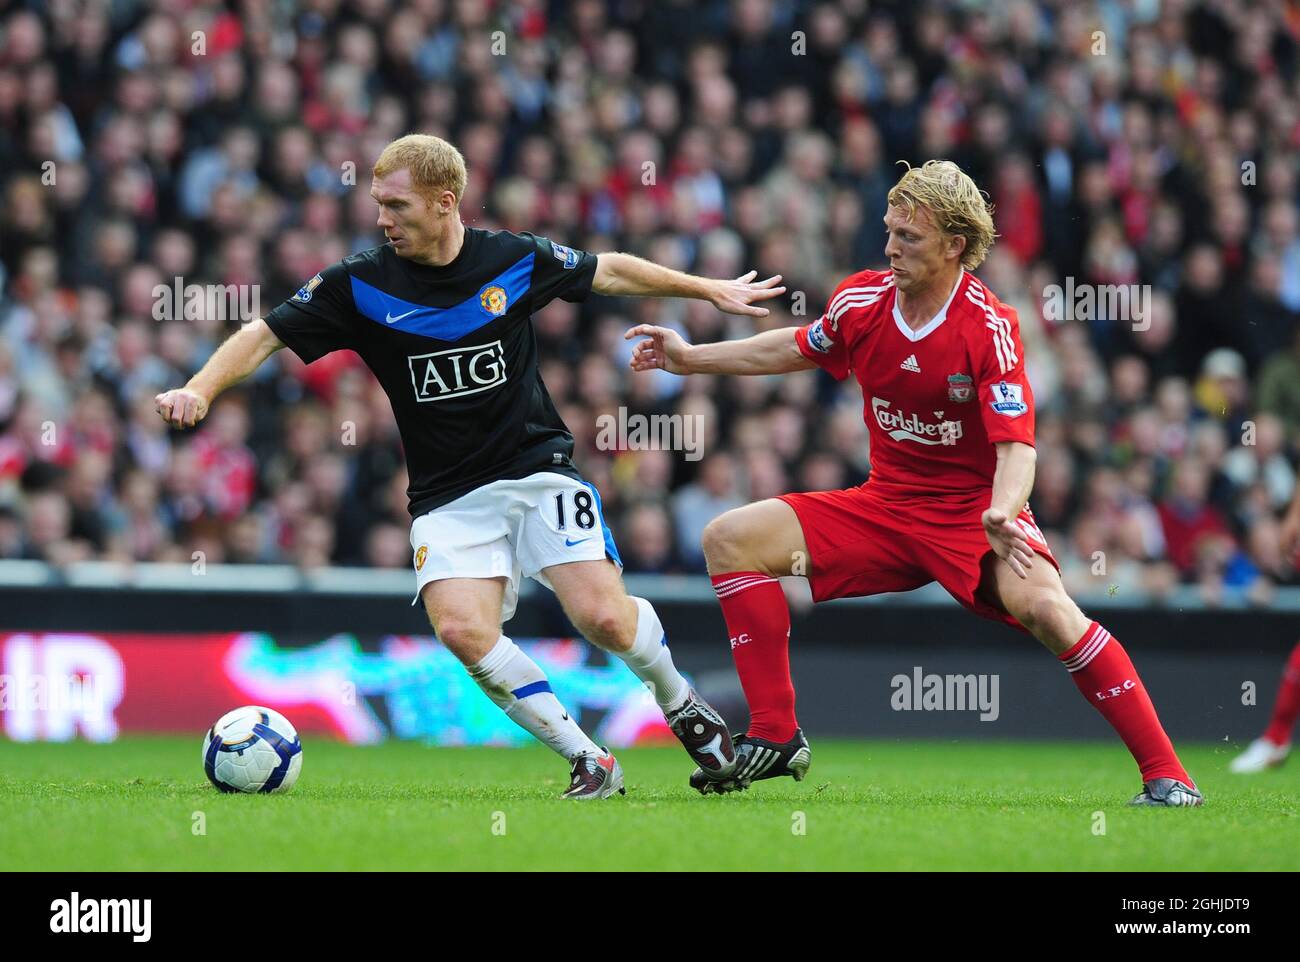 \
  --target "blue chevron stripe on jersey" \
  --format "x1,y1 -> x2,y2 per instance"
349,251 -> 535,341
